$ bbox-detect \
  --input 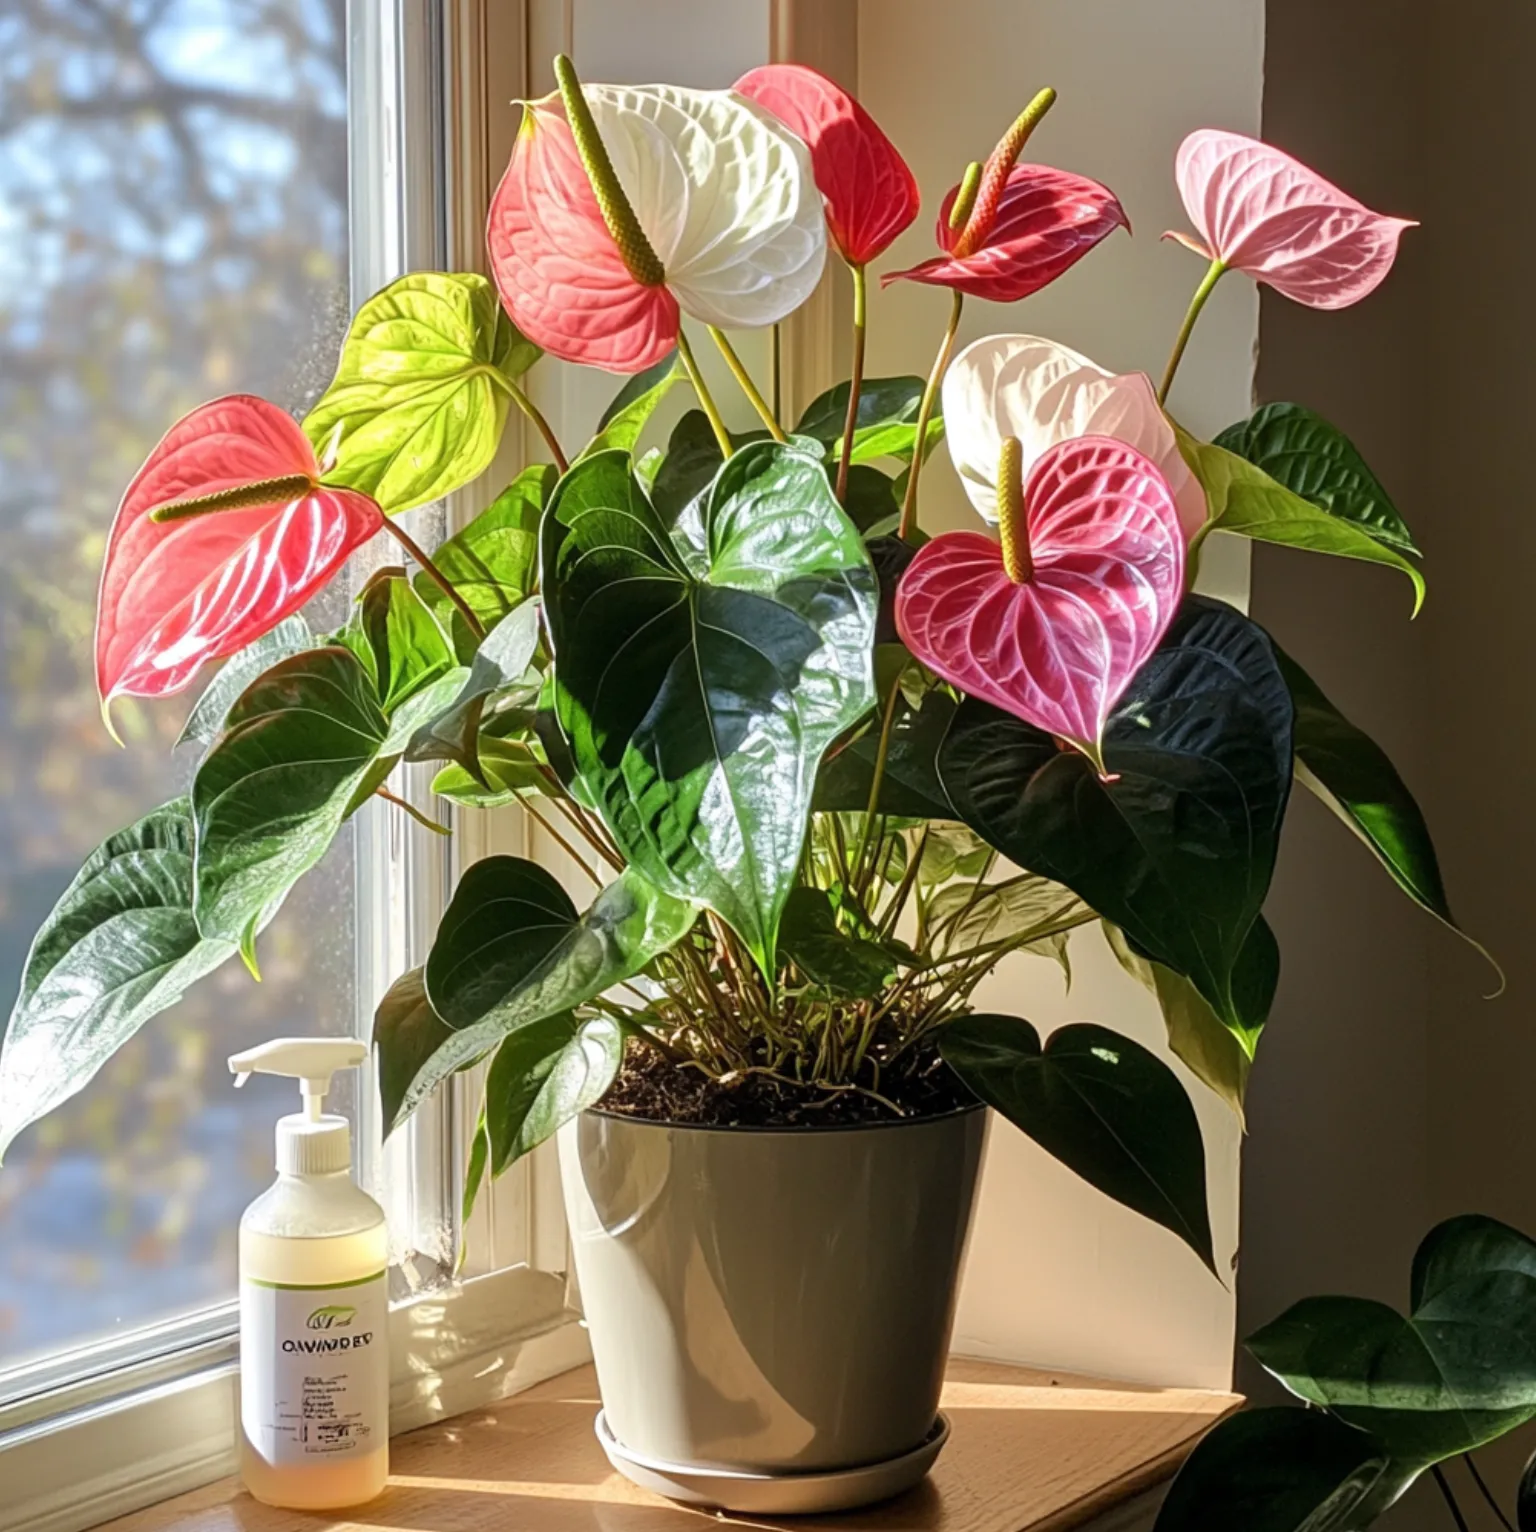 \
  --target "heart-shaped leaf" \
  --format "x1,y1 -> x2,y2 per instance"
898,436 -> 1185,769
1214,402 -> 1417,555
374,967 -> 459,1137
734,64 -> 920,267
940,1013 -> 1215,1271
581,352 -> 682,460
0,800 -> 241,1161
193,646 -> 388,969
381,859 -> 692,1131
96,395 -> 383,710
1154,1408 -> 1389,1532
1179,428 -> 1423,612
177,616 -> 312,748
1174,130 -> 1415,310
780,886 -> 900,997
484,1012 -> 625,1172
794,376 -> 942,466
543,442 -> 877,973
1250,1215 -> 1536,1475
302,272 -> 538,515
938,596 -> 1292,1042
